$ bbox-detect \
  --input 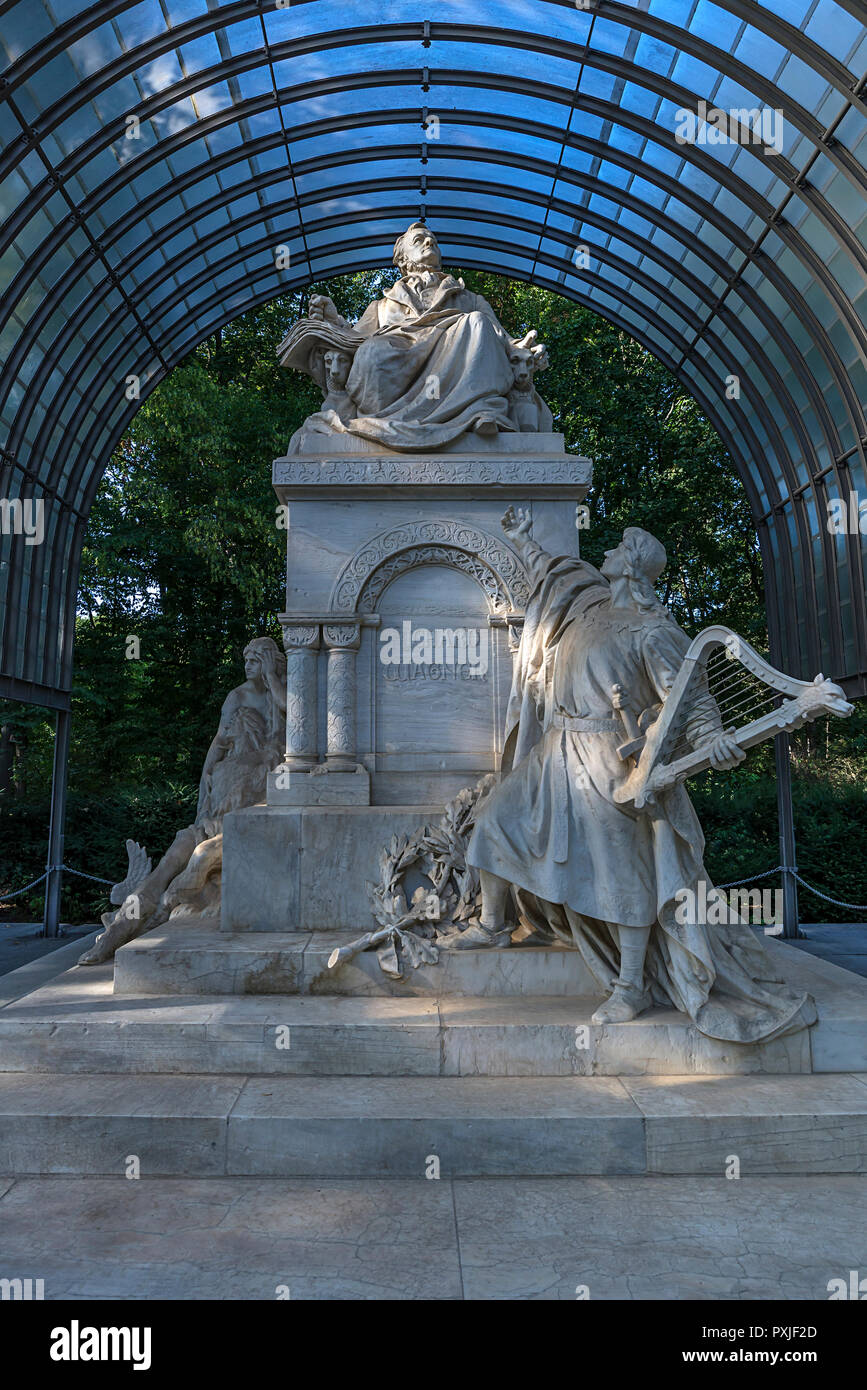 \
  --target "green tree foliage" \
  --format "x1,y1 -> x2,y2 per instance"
460,272 -> 764,640
2,270 -> 864,924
